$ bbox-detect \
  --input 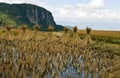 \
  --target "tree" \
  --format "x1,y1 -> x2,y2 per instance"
0,13 -> 17,27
